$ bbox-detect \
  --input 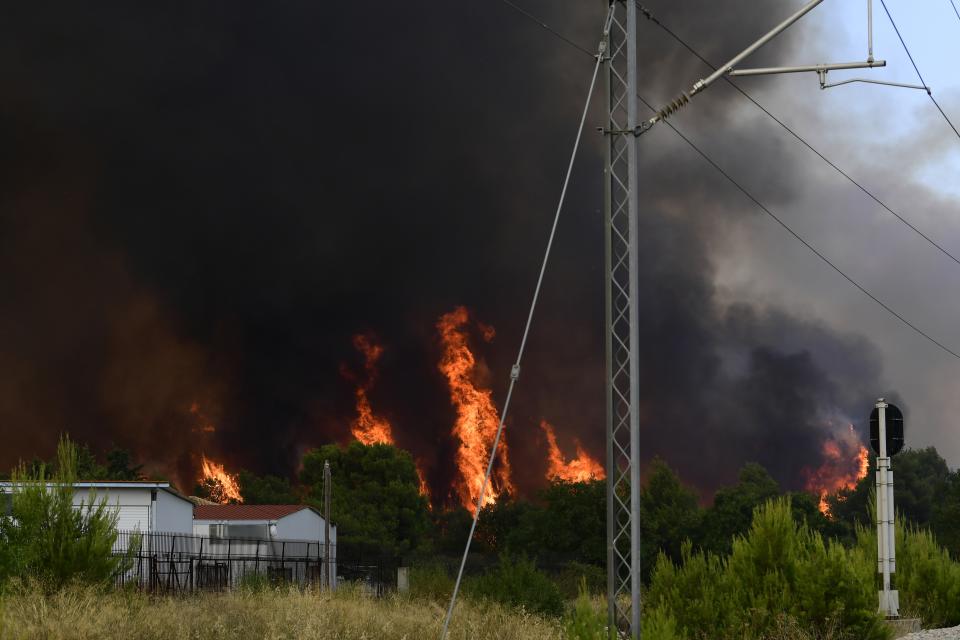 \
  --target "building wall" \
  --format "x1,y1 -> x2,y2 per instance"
73,487 -> 152,532
275,508 -> 322,542
154,490 -> 194,533
70,487 -> 193,534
